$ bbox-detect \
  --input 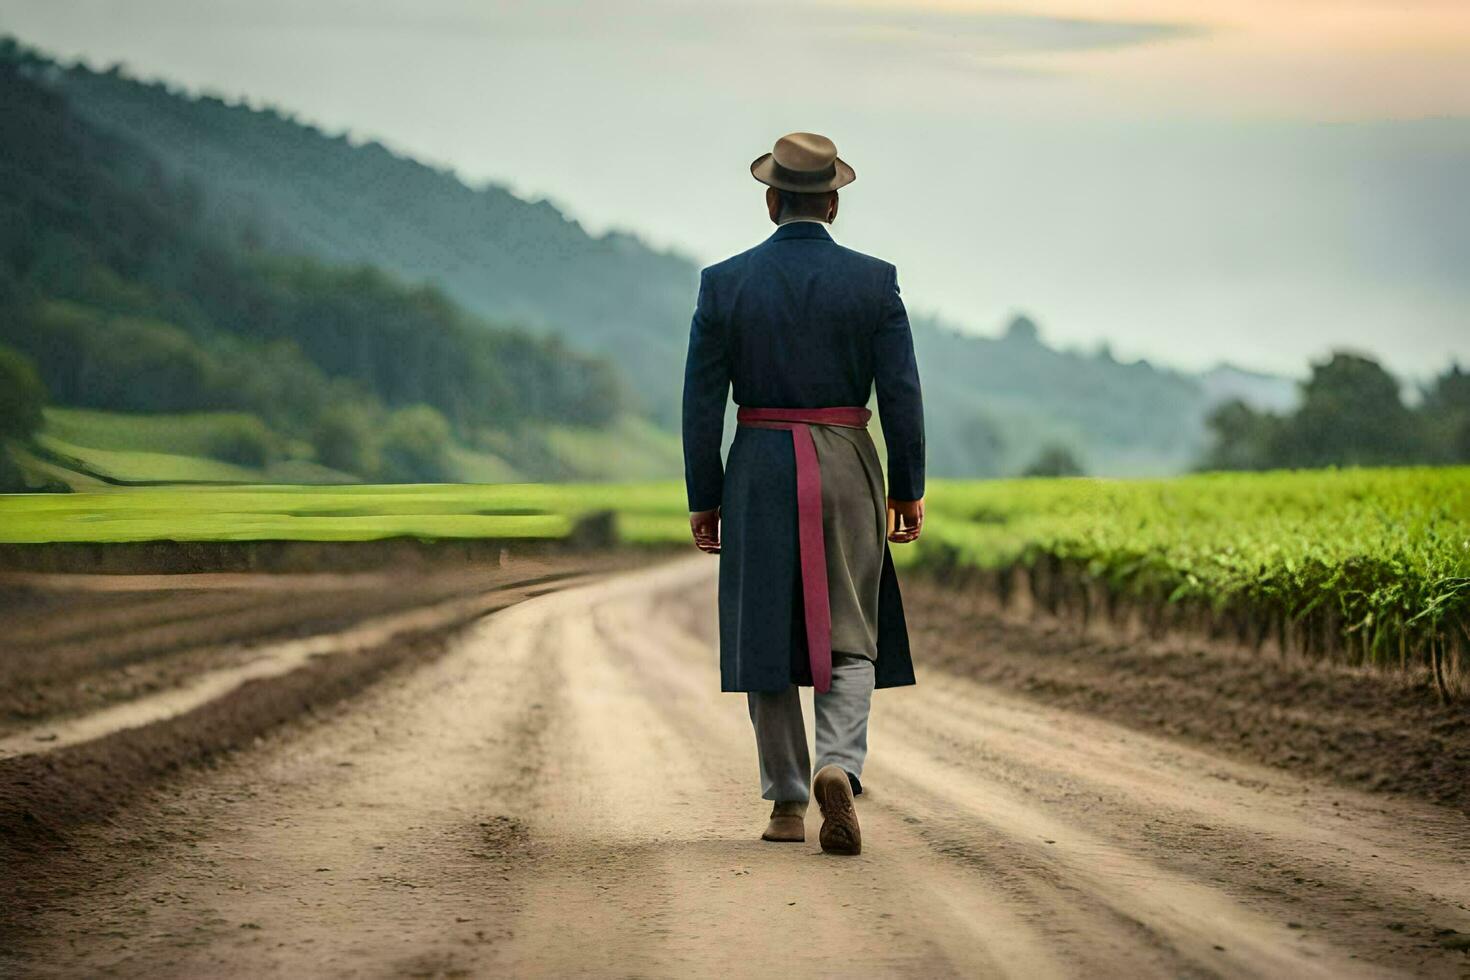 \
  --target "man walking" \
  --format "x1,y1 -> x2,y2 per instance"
682,132 -> 926,855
